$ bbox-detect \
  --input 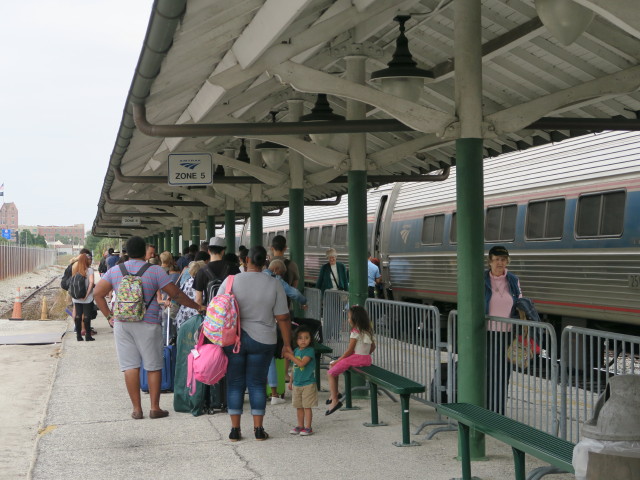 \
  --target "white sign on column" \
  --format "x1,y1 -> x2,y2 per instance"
168,153 -> 213,186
